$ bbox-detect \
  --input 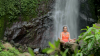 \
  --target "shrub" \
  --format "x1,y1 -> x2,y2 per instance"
77,24 -> 100,56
